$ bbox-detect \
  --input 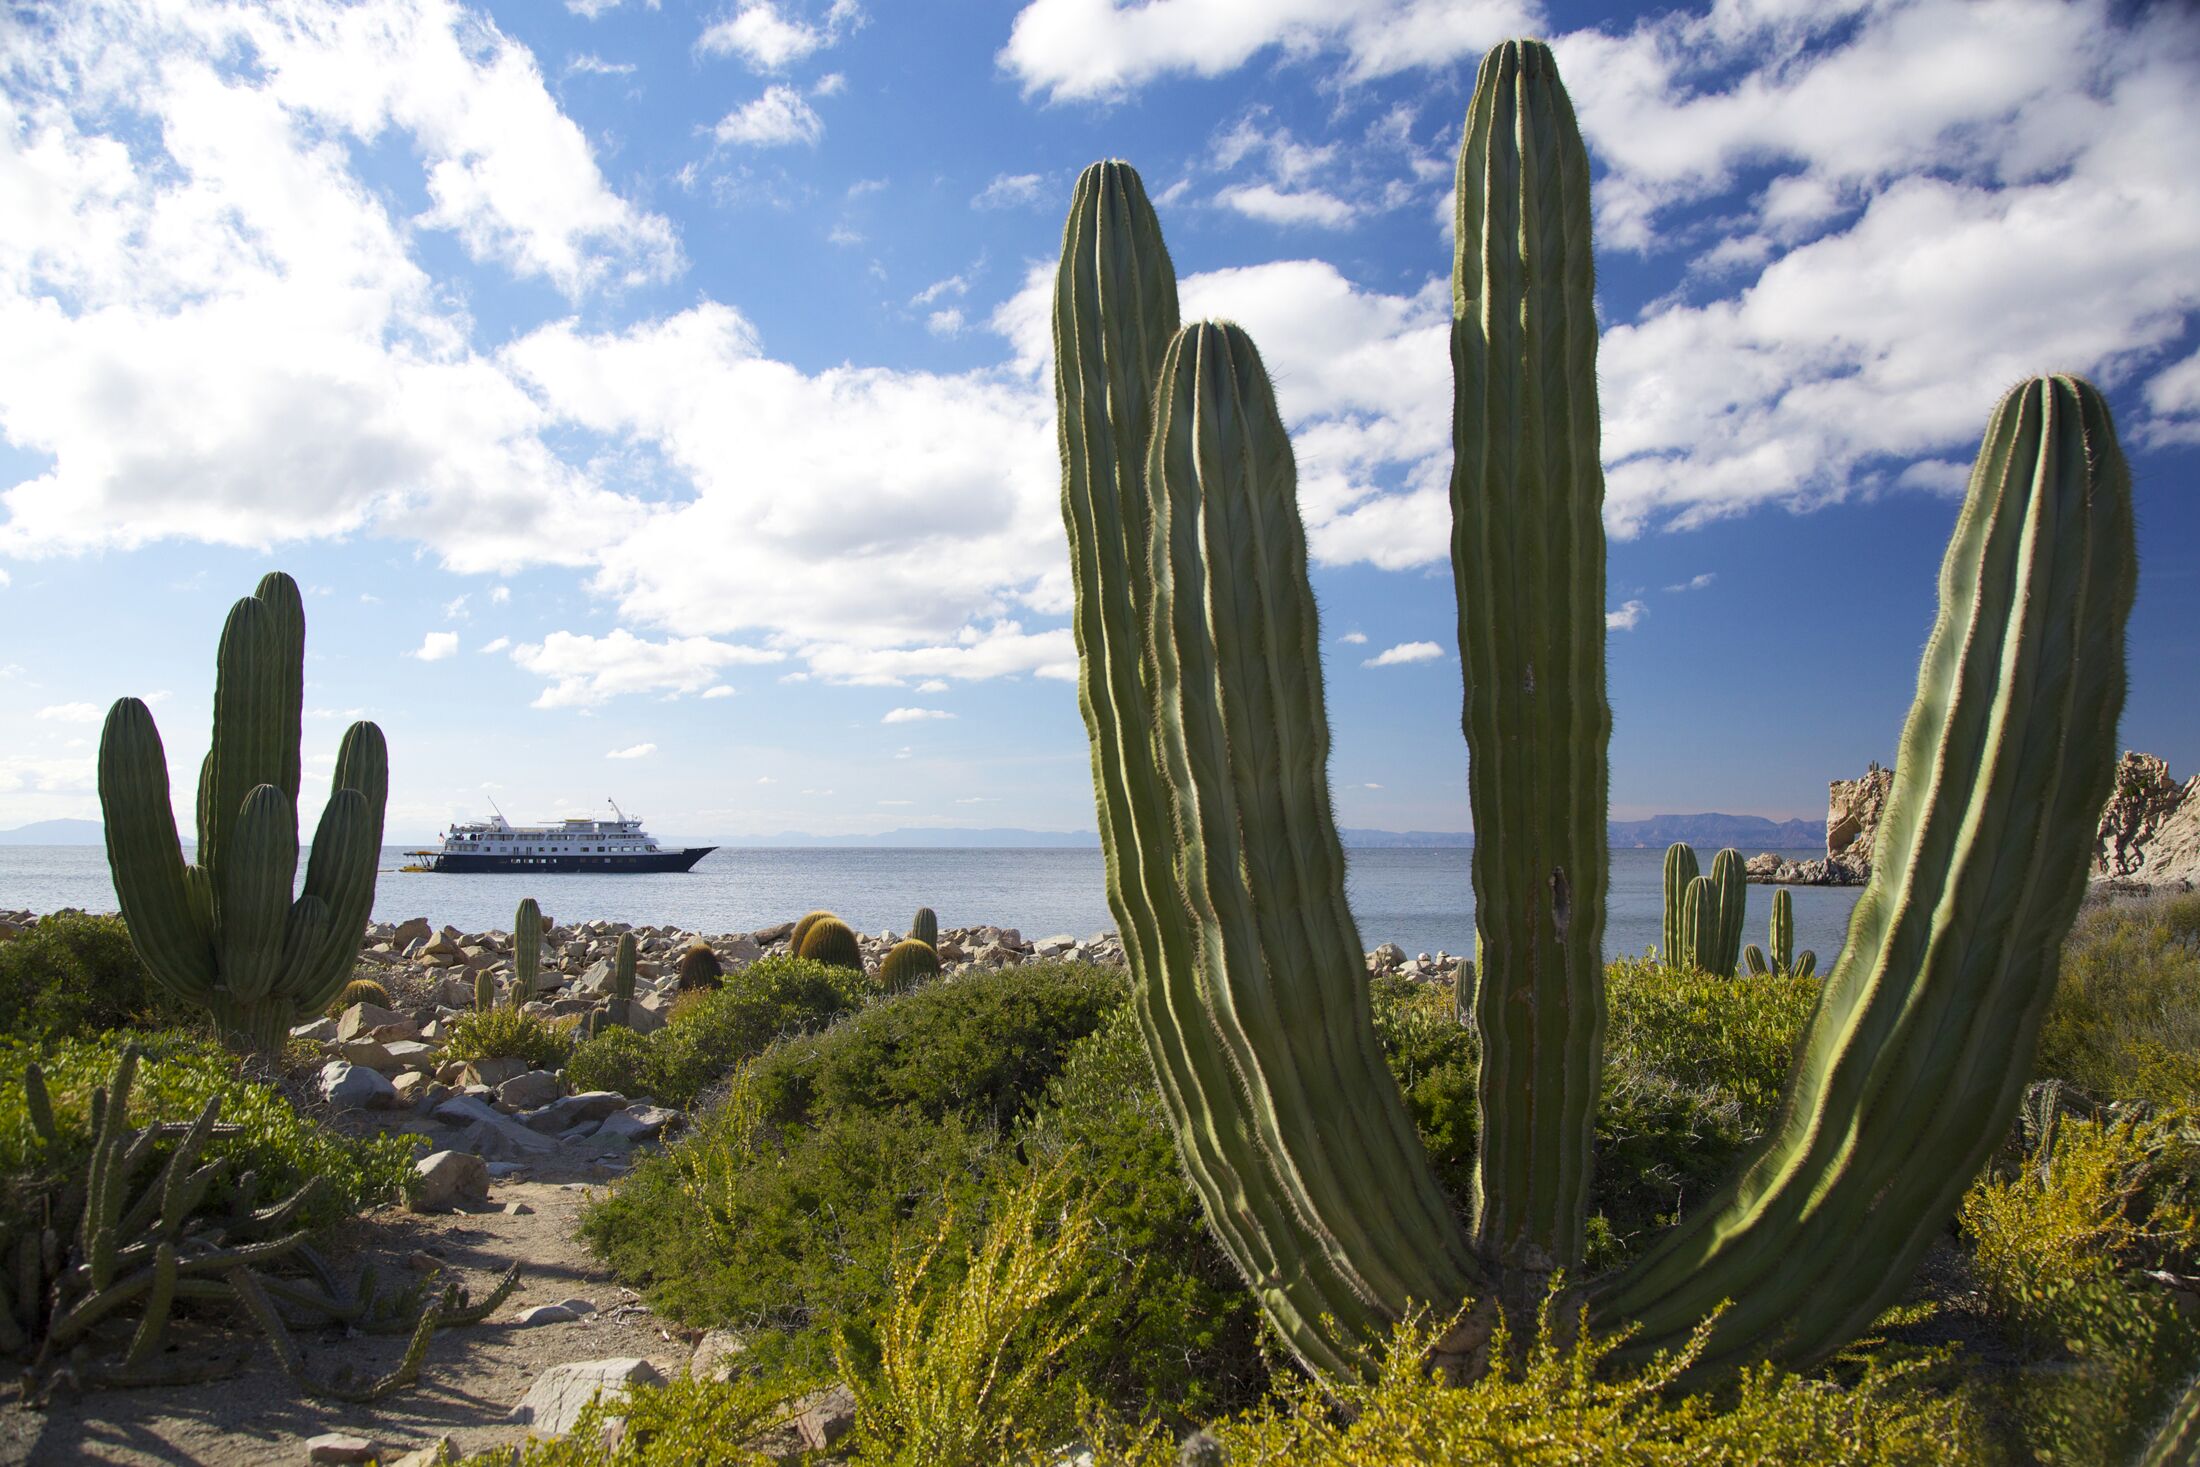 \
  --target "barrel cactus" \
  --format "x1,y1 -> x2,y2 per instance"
330,977 -> 390,1015
98,573 -> 387,1054
1053,36 -> 2134,1382
511,898 -> 542,1008
797,916 -> 862,973
909,906 -> 939,950
878,938 -> 940,994
788,910 -> 834,958
676,939 -> 723,991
